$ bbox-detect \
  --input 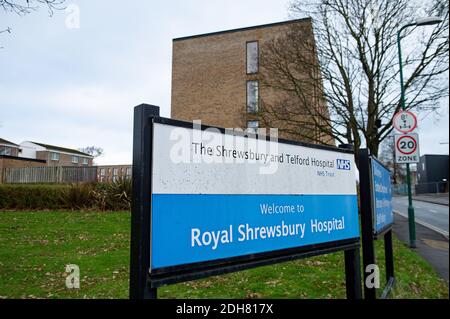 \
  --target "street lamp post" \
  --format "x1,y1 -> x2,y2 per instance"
396,16 -> 442,248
